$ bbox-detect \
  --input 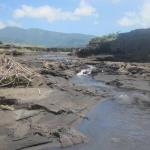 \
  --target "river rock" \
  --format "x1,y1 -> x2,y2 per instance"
60,128 -> 88,148
106,79 -> 123,87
